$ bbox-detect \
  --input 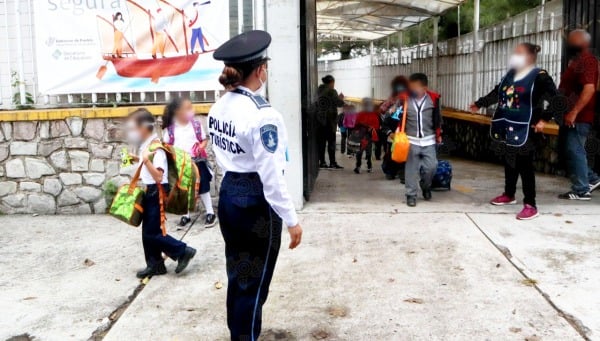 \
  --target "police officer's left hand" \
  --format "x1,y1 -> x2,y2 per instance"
288,224 -> 302,249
